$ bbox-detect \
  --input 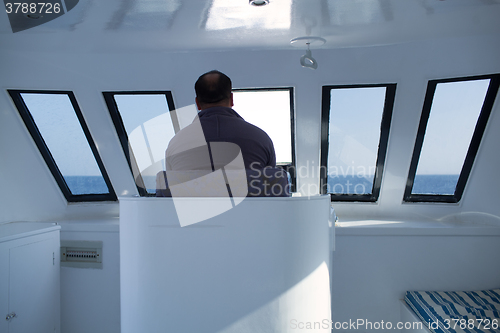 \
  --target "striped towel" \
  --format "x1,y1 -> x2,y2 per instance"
405,289 -> 500,333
